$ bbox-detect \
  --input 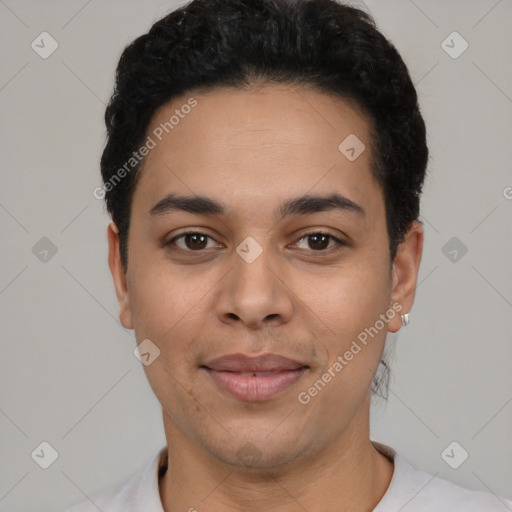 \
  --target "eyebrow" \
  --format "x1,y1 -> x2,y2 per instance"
149,192 -> 364,219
